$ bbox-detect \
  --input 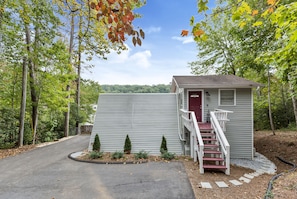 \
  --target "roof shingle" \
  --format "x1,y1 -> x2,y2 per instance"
171,75 -> 262,90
